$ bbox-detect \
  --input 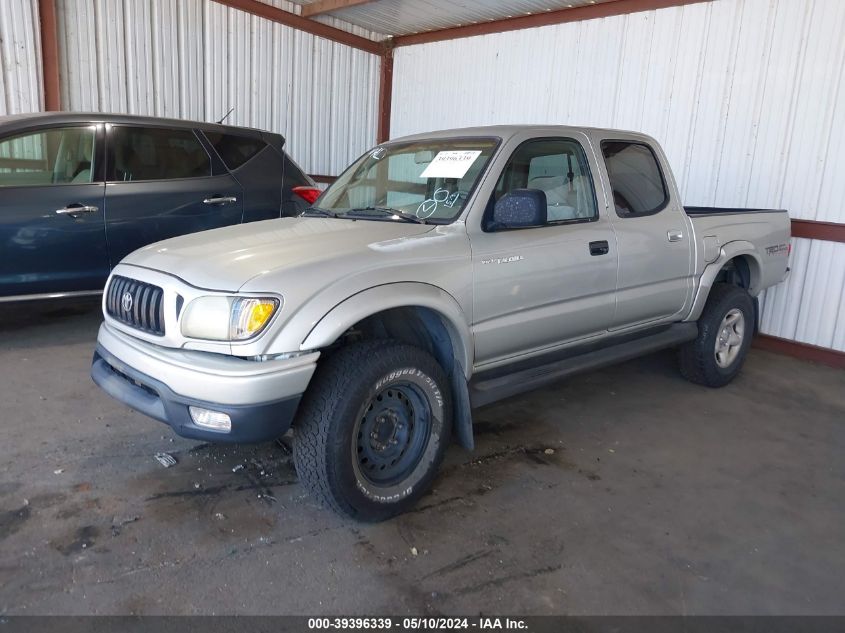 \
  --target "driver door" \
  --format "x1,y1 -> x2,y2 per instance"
470,136 -> 618,366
